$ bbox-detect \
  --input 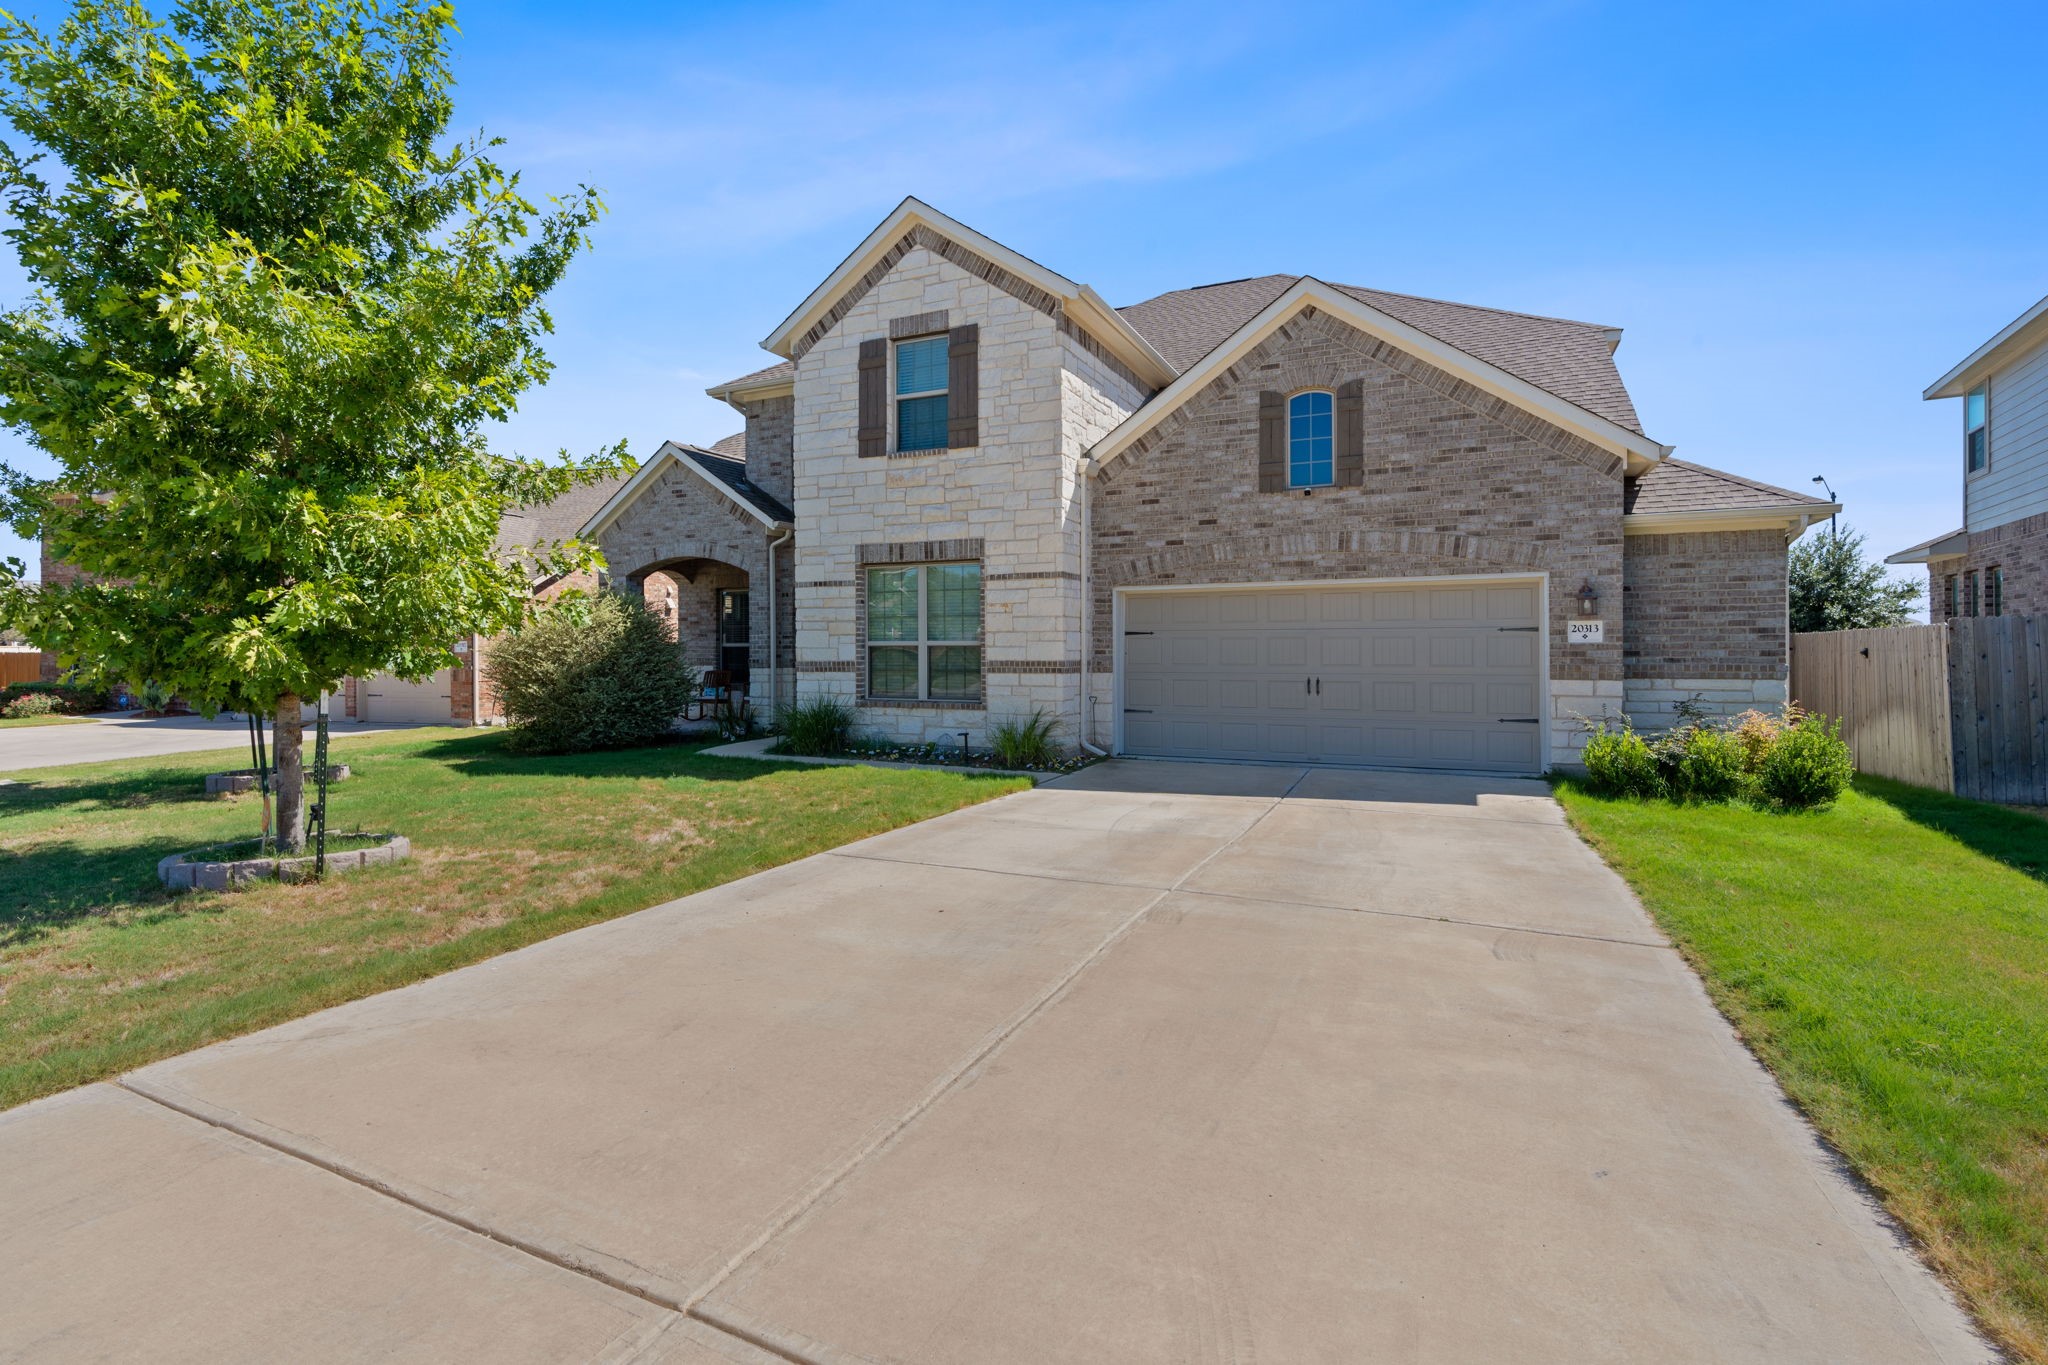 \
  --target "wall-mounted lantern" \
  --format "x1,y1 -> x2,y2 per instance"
1576,580 -> 1600,617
